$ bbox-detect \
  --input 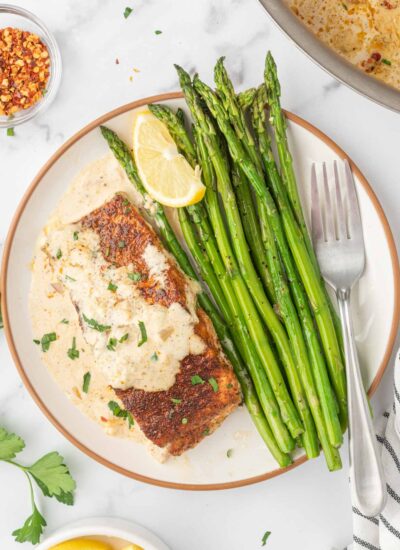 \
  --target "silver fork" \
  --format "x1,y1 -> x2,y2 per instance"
311,159 -> 386,517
